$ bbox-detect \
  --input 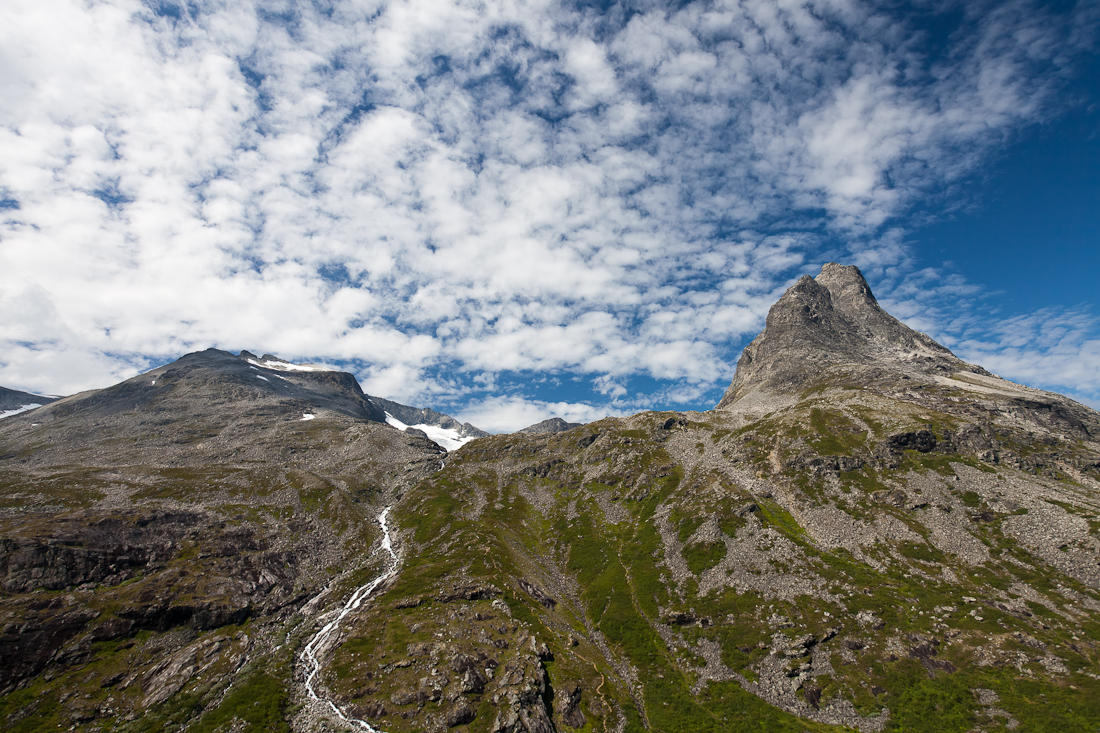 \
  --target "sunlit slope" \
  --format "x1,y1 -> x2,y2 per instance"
317,383 -> 1100,733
